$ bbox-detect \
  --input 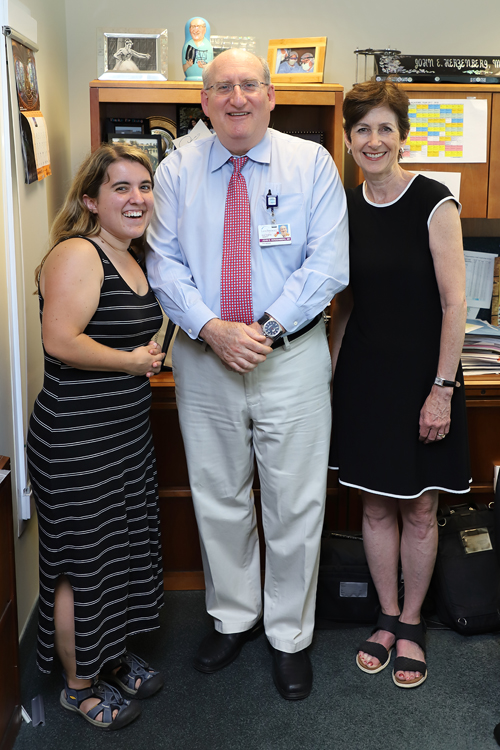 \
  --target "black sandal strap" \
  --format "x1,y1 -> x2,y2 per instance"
396,620 -> 426,654
393,656 -> 427,676
357,640 -> 390,665
371,612 -> 400,637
